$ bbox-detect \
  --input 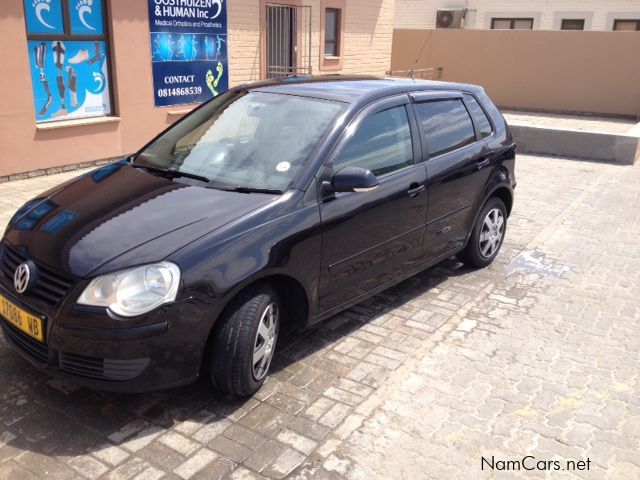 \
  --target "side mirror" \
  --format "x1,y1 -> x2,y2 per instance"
324,166 -> 380,194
